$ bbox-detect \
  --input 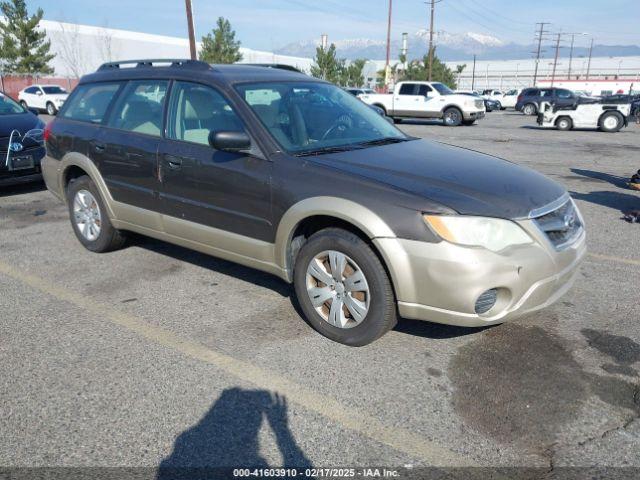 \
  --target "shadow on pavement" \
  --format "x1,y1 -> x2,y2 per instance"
570,168 -> 630,189
0,179 -> 46,197
394,317 -> 491,339
570,190 -> 640,213
156,388 -> 312,478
